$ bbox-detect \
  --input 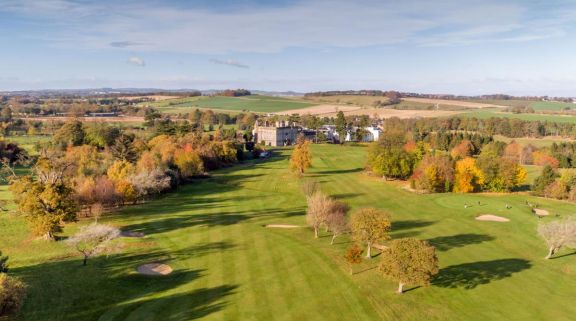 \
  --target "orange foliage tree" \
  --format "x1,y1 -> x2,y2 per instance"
454,157 -> 484,193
